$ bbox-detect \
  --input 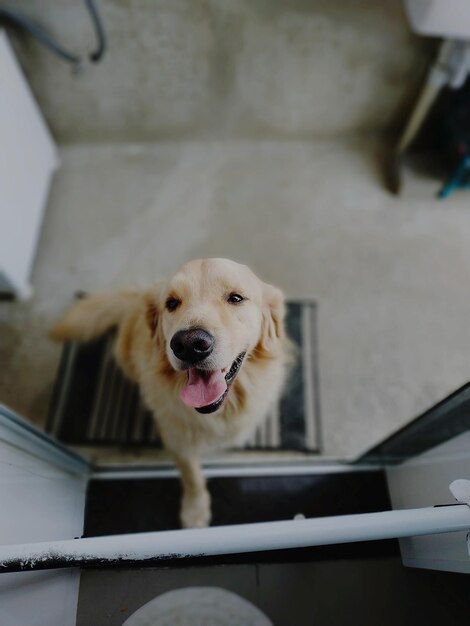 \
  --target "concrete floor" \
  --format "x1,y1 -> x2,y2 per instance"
2,137 -> 470,459
77,559 -> 470,626
11,0 -> 431,142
